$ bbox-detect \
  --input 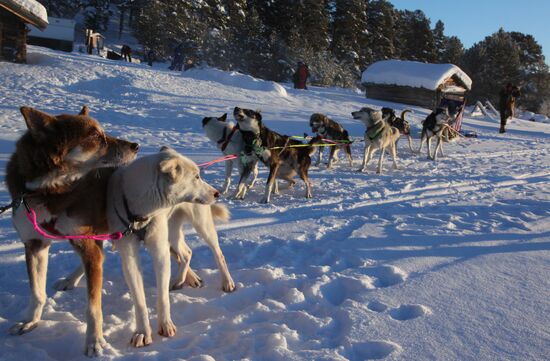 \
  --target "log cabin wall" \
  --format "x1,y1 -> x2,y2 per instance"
0,7 -> 27,63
